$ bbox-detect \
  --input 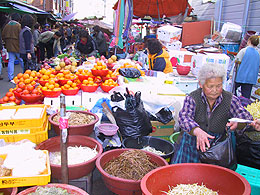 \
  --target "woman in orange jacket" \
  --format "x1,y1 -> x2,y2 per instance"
146,38 -> 173,73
